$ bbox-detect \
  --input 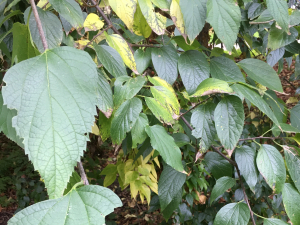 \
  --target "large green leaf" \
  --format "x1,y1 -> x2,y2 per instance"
263,218 -> 289,225
11,23 -> 39,65
266,0 -> 289,32
210,176 -> 236,204
215,96 -> 244,150
96,70 -> 113,118
158,164 -> 186,211
2,47 -> 99,199
114,76 -> 145,107
145,97 -> 174,125
290,103 -> 300,130
237,58 -> 283,92
191,78 -> 233,97
268,26 -> 298,50
206,0 -> 241,51
284,146 -> 300,193
231,84 -> 279,126
131,113 -> 149,148
151,45 -> 179,85
290,10 -> 300,26
162,188 -> 182,220
134,48 -> 151,74
179,0 -> 207,43
210,56 -> 245,82
282,183 -> 300,225
191,102 -> 216,151
25,7 -> 63,53
138,0 -> 167,35
111,97 -> 142,144
0,0 -> 7,15
178,50 -> 210,95
94,44 -> 127,78
256,144 -> 286,193
8,185 -> 122,225
235,146 -> 258,193
214,203 -> 250,225
145,125 -> 184,172
48,0 -> 84,28
0,93 -> 24,147
204,152 -> 233,179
